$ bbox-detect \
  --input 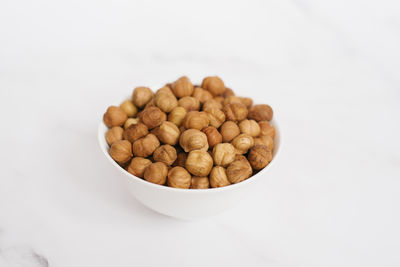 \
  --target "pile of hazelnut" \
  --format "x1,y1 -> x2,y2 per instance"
103,76 -> 275,189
